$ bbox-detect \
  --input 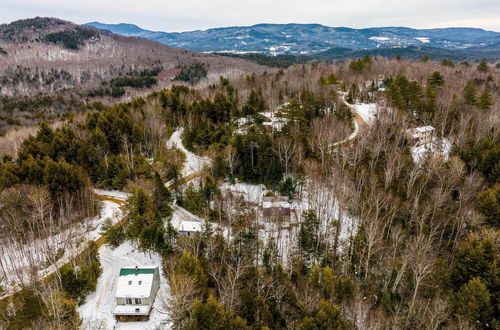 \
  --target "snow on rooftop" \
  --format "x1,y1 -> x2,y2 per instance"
179,220 -> 203,232
263,201 -> 290,209
78,241 -> 170,329
115,267 -> 157,298
112,305 -> 151,316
